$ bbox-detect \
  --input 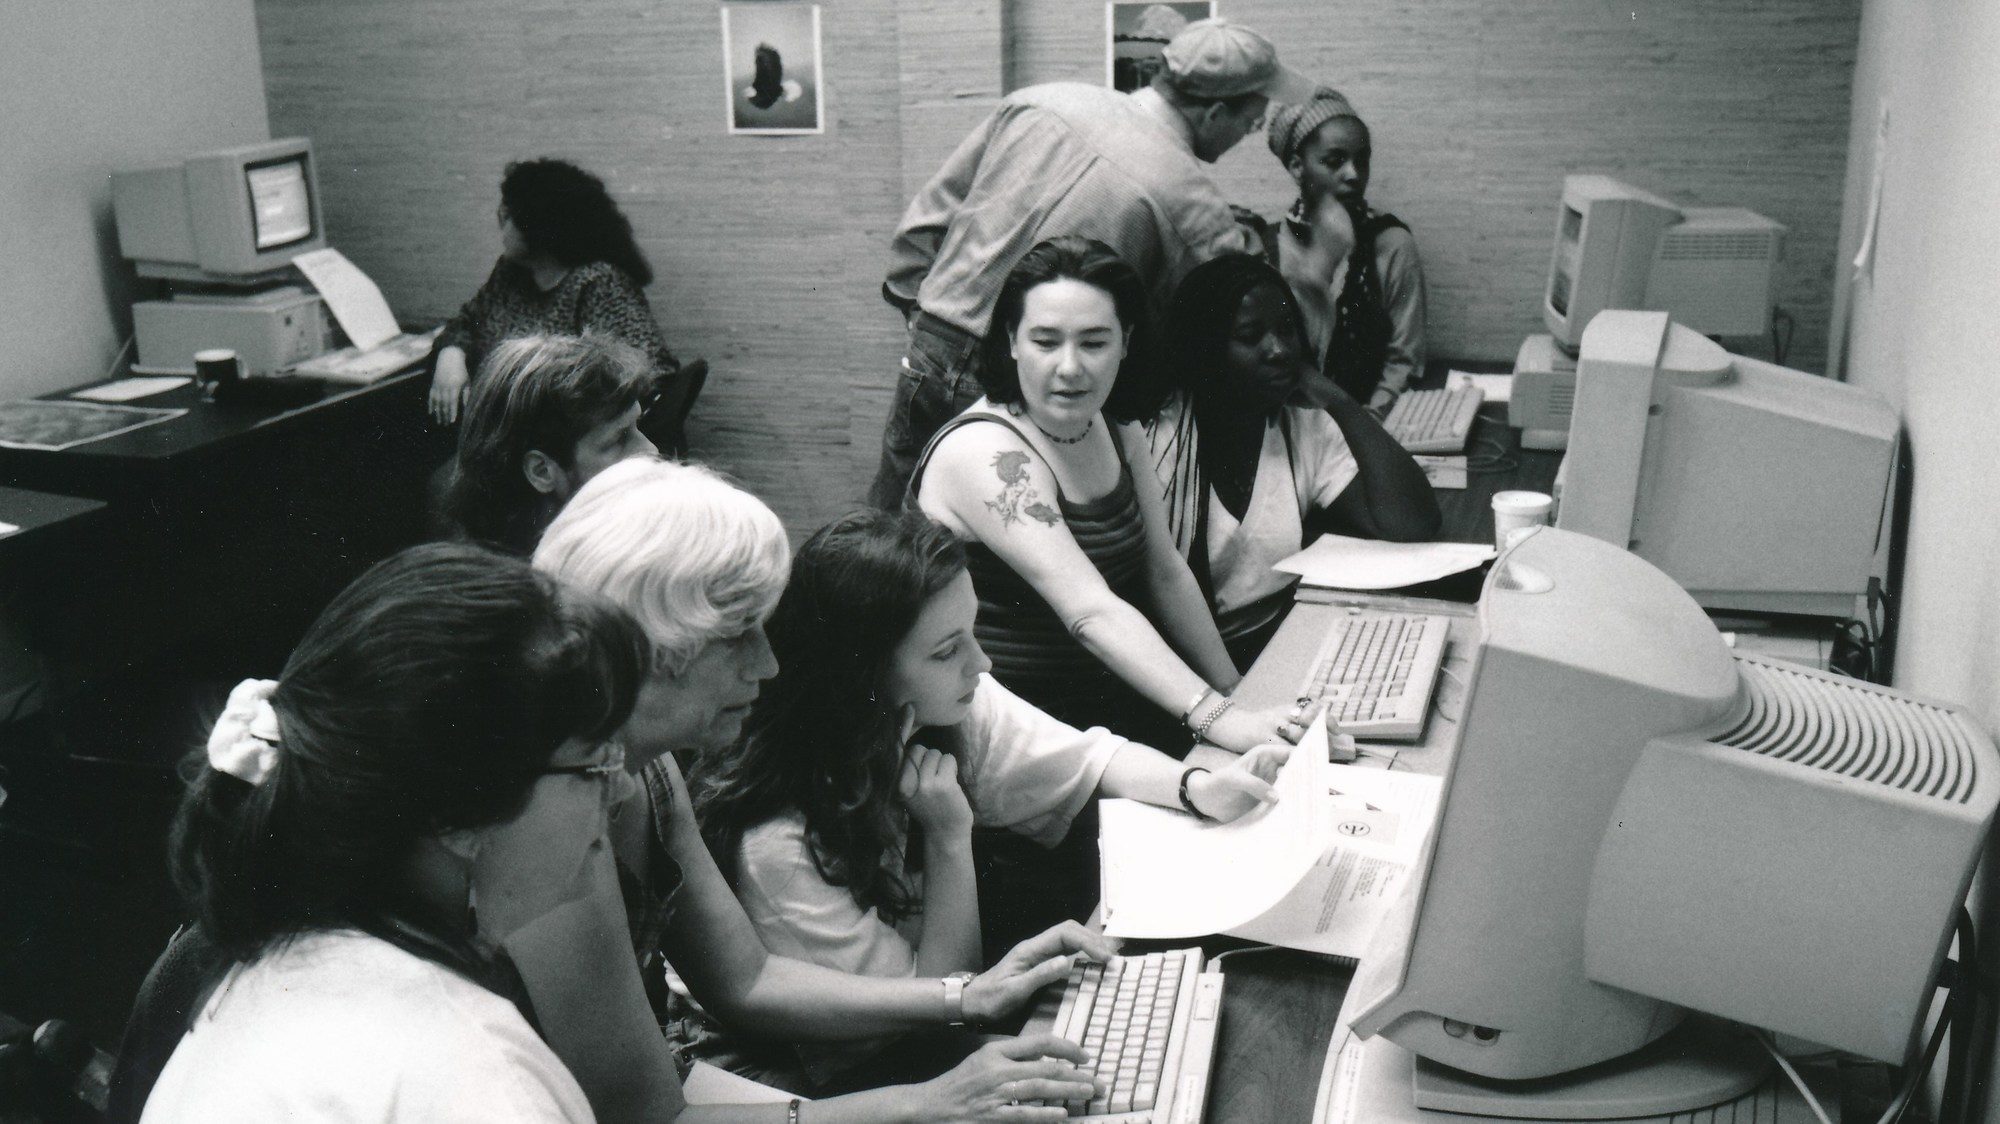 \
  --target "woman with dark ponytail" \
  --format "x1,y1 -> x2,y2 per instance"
129,542 -> 648,1122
